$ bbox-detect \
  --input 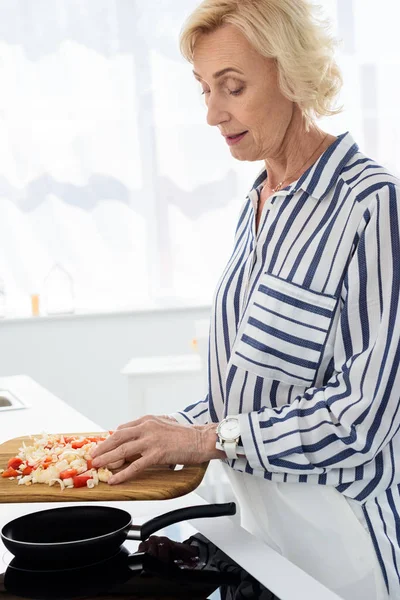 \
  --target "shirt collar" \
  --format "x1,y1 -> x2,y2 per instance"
250,132 -> 360,202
